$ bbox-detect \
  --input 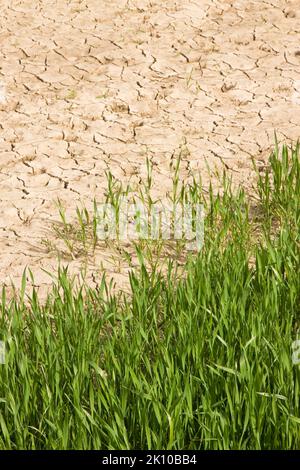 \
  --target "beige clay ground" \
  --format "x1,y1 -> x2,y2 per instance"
0,0 -> 300,299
